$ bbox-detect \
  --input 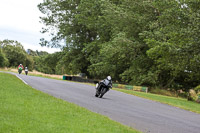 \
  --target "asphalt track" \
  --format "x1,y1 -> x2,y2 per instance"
12,73 -> 200,133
